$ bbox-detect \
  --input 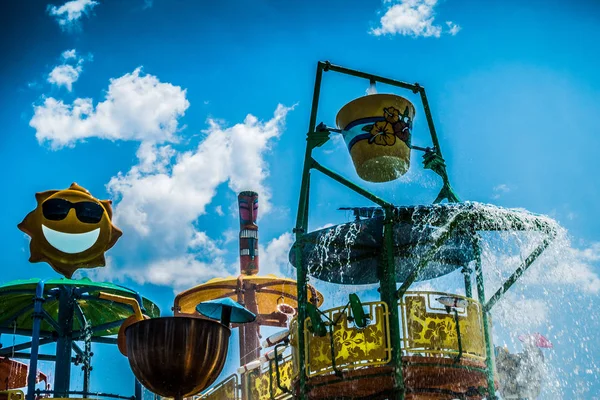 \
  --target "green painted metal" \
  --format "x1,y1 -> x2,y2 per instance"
54,286 -> 75,397
293,61 -> 325,399
321,61 -> 419,92
473,236 -> 497,399
292,60 -> 463,400
0,277 -> 160,336
26,280 -> 44,400
381,207 -> 404,400
396,214 -> 465,299
462,266 -> 473,298
0,277 -> 159,400
306,303 -> 327,337
348,294 -> 368,329
310,160 -> 390,207
291,60 -> 559,400
483,231 -> 556,313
